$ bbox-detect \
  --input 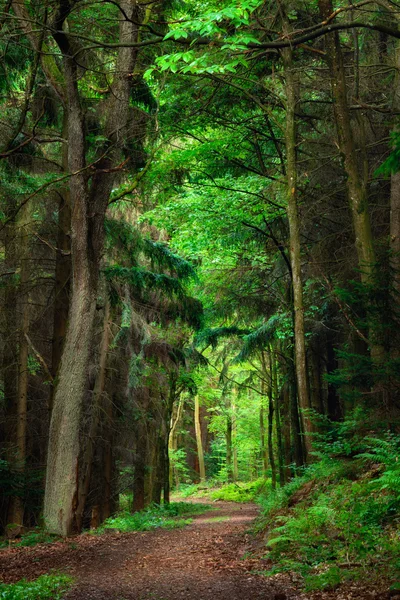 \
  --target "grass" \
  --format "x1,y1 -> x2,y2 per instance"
0,574 -> 73,600
94,501 -> 212,534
